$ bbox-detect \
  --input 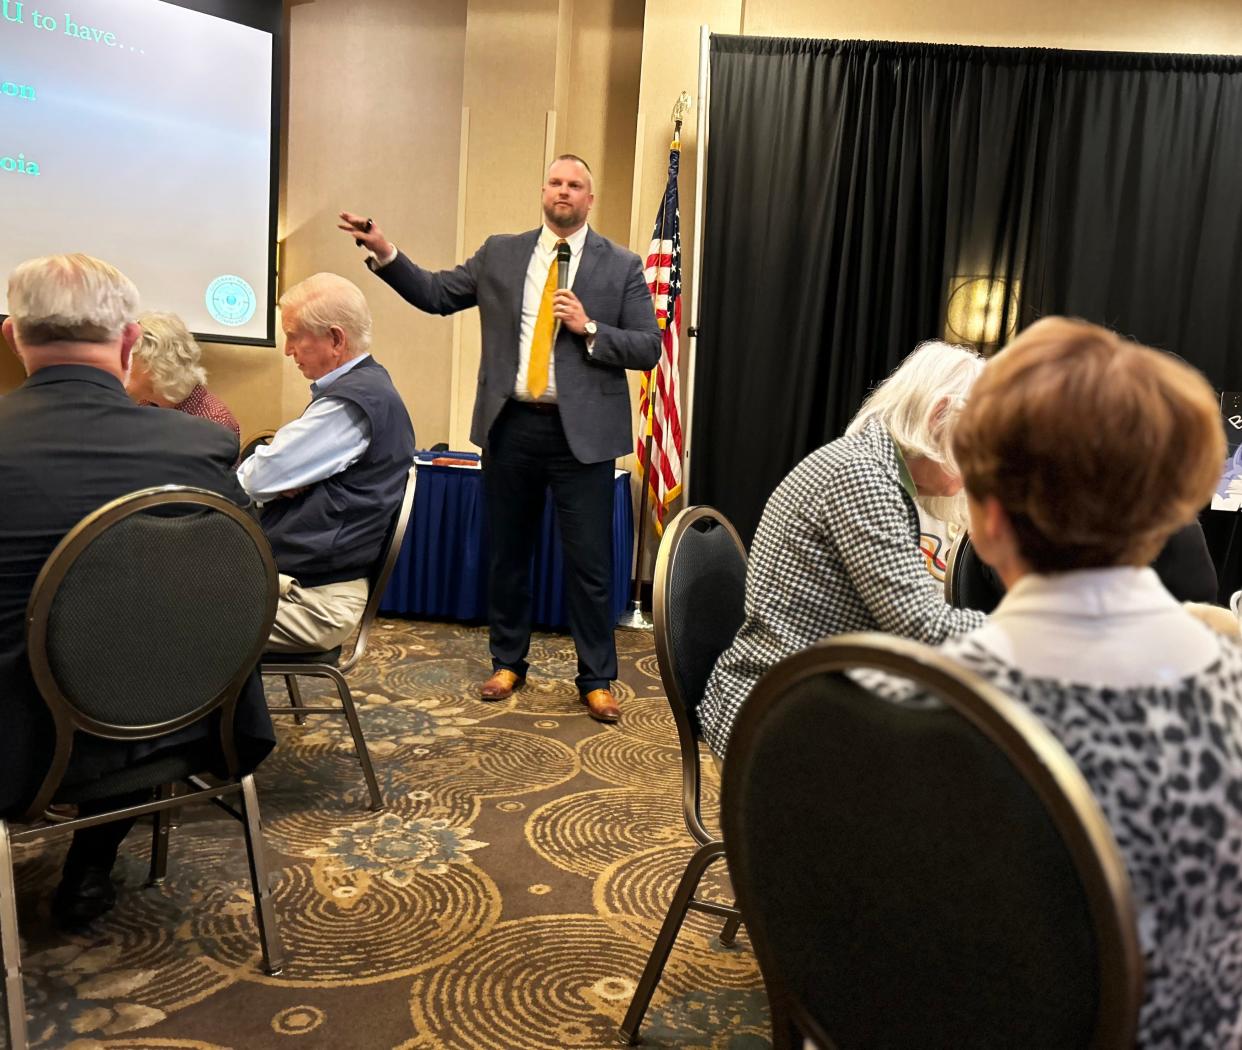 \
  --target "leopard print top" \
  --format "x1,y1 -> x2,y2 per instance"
939,635 -> 1242,1049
